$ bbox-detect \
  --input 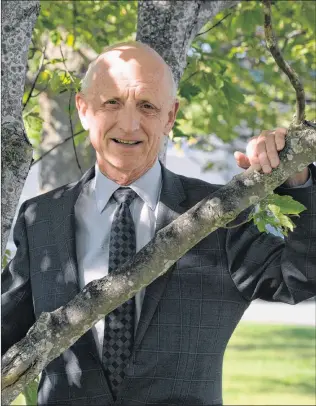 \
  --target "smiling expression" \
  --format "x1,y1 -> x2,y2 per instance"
75,44 -> 179,185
